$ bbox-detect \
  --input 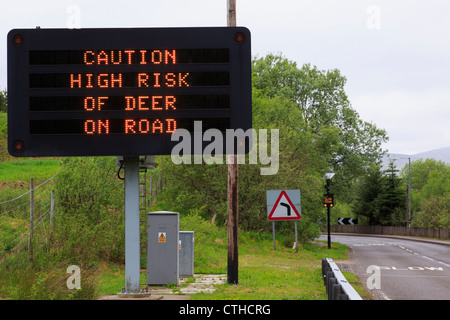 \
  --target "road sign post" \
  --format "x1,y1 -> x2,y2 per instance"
266,190 -> 301,251
123,156 -> 140,293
